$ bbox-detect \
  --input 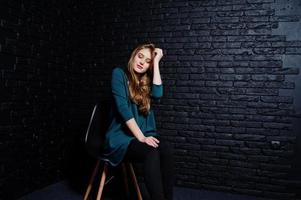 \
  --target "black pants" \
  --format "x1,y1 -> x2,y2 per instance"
124,138 -> 174,200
